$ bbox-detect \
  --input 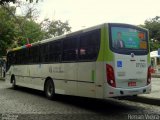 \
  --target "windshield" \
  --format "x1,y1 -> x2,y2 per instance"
109,24 -> 148,55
